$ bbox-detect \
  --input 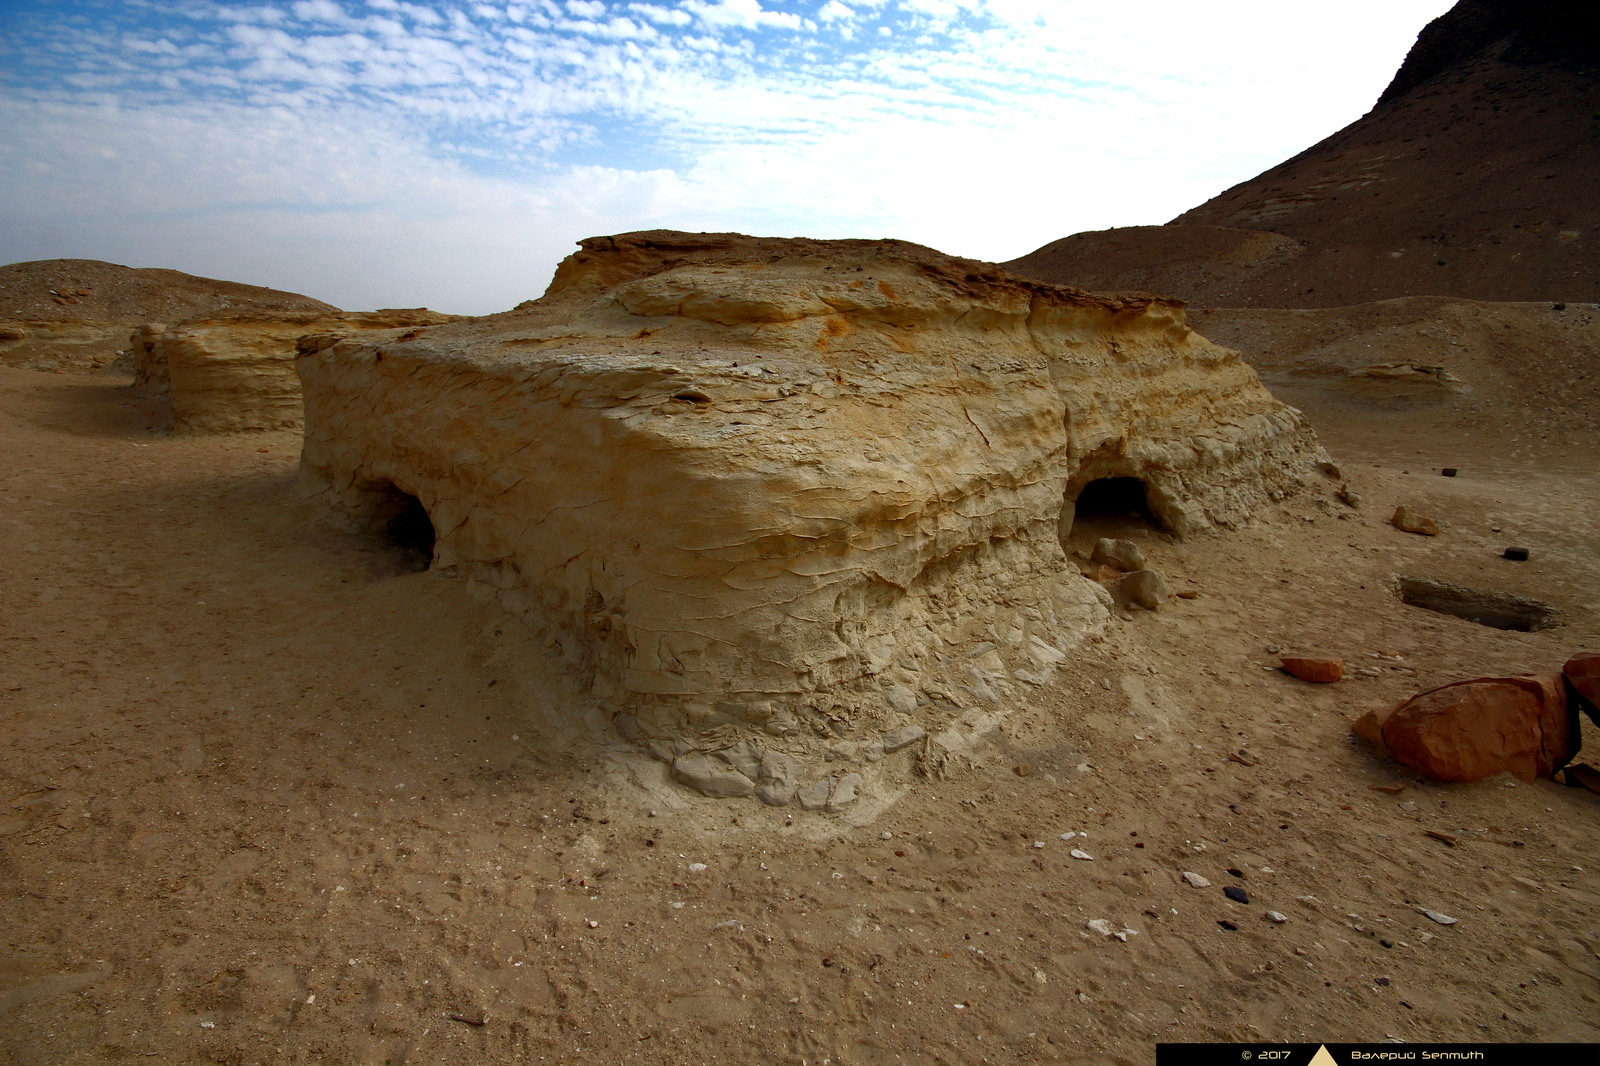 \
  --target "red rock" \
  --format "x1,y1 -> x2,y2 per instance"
1392,506 -> 1441,536
1564,655 -> 1600,724
1281,656 -> 1344,683
1356,674 -> 1578,783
